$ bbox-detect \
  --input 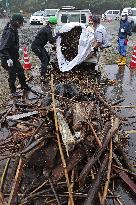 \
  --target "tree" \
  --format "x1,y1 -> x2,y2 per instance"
9,0 -> 136,13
